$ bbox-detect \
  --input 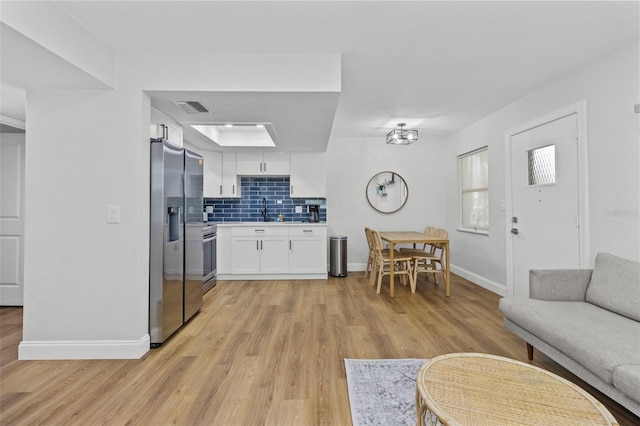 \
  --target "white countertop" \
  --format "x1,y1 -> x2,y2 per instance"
215,222 -> 326,227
